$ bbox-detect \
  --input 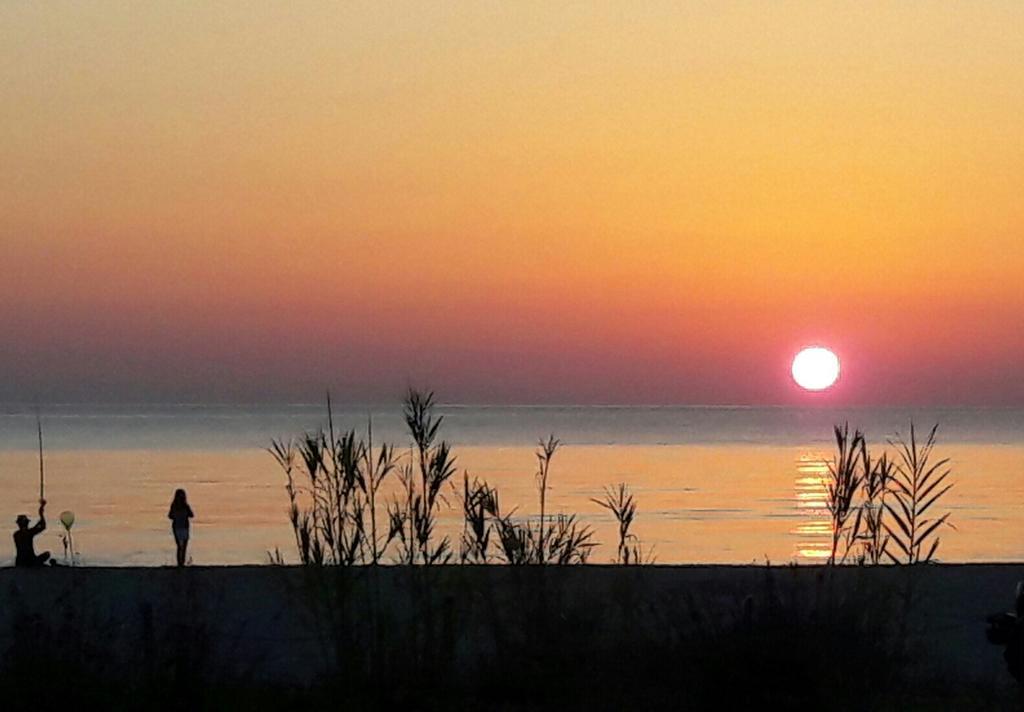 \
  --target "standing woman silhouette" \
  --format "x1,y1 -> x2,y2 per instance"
168,489 -> 194,567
